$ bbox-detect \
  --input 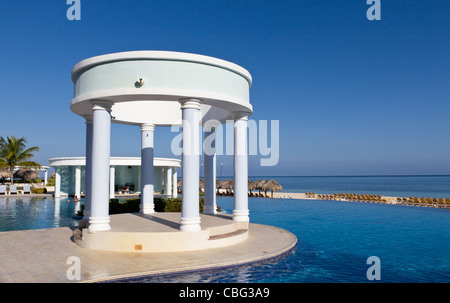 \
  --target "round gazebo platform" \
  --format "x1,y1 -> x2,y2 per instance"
74,213 -> 250,253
